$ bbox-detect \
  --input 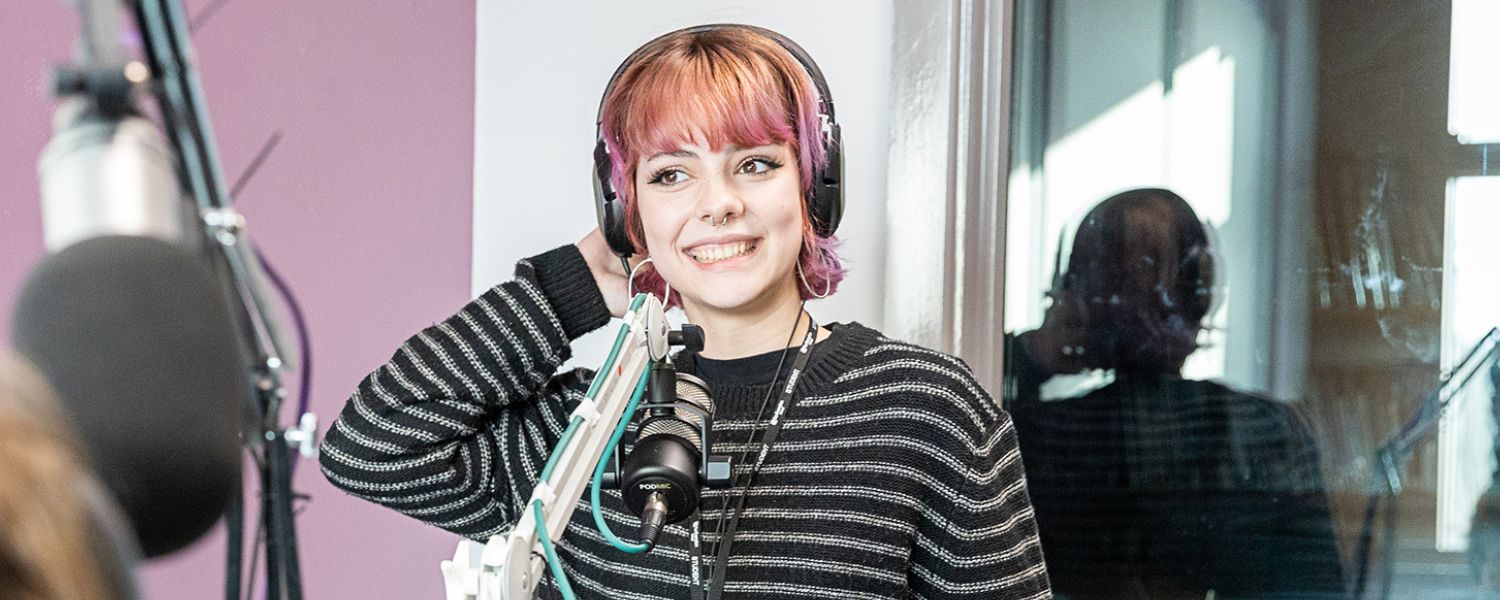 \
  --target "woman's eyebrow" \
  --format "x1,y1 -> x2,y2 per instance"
645,149 -> 697,162
731,144 -> 783,154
